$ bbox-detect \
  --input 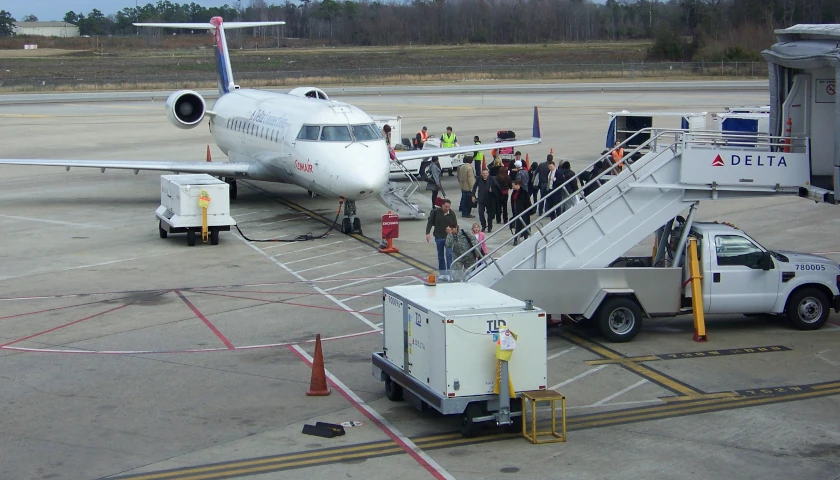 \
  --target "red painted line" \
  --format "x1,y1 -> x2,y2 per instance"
194,290 -> 383,317
0,304 -> 129,348
174,290 -> 235,350
287,345 -> 451,480
0,299 -> 108,321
